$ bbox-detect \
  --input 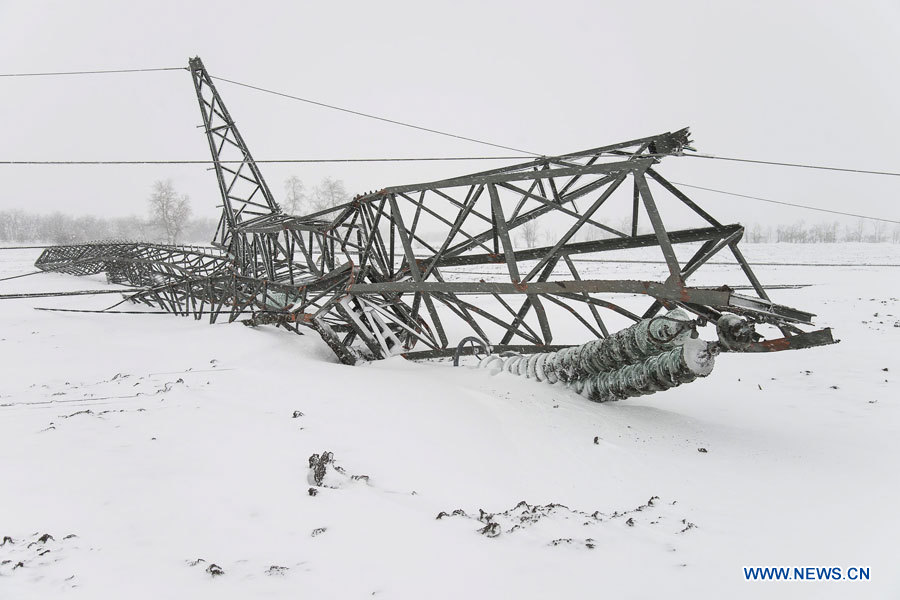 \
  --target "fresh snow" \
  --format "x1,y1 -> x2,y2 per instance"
1,244 -> 899,599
